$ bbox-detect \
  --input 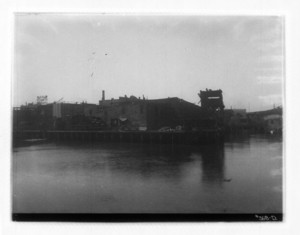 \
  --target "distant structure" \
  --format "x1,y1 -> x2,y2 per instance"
263,114 -> 282,133
223,109 -> 248,133
36,96 -> 48,105
198,89 -> 225,111
247,106 -> 282,134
